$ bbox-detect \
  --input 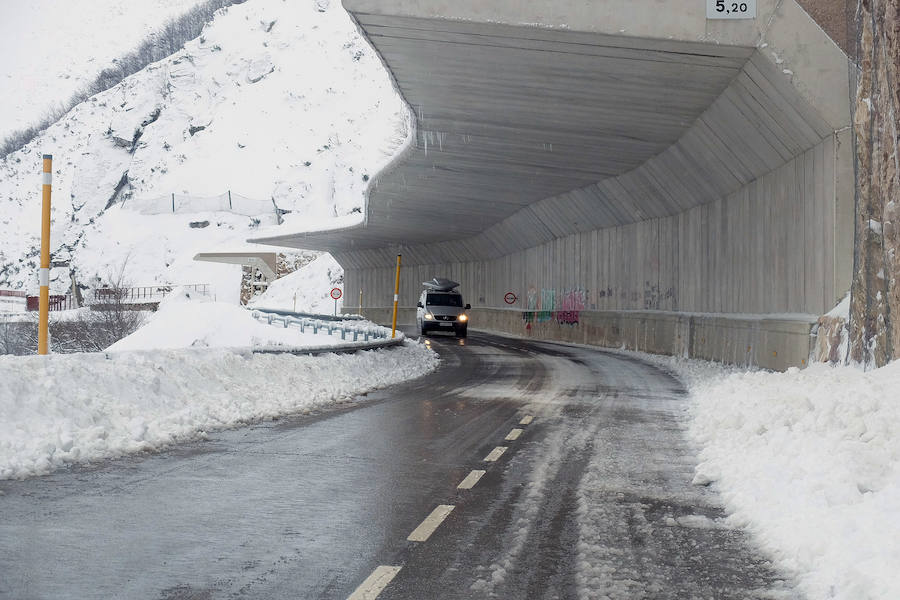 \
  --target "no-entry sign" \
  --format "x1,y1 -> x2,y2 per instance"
330,288 -> 342,300
504,292 -> 517,304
